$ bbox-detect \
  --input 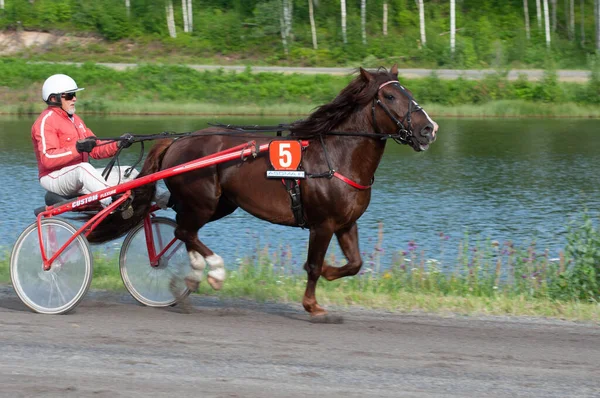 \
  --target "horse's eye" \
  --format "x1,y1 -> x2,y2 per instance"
385,94 -> 395,101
